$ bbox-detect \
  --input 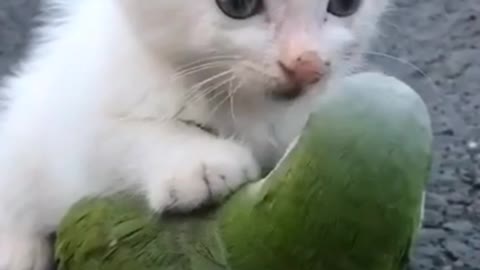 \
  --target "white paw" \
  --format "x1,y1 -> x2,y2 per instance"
0,232 -> 51,270
146,139 -> 260,212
